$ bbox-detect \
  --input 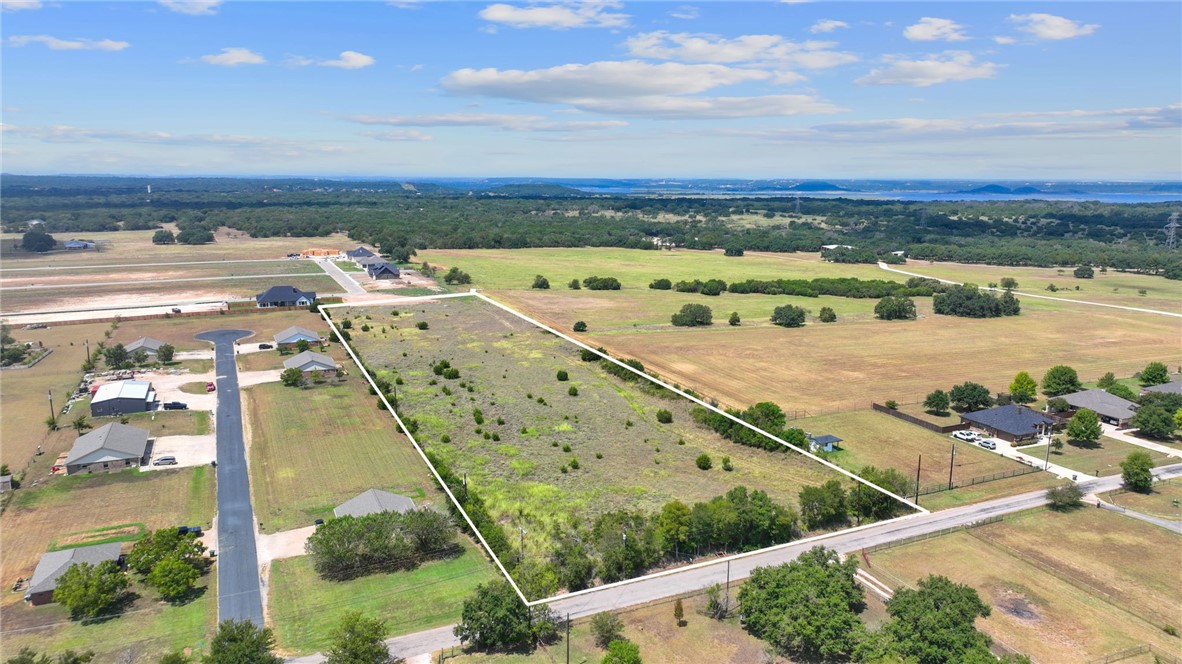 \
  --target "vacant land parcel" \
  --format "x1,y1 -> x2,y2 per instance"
344,296 -> 895,596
